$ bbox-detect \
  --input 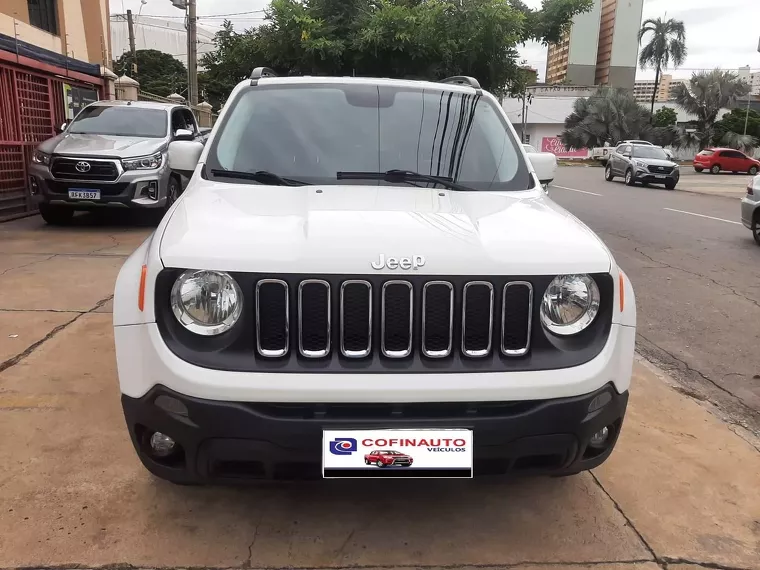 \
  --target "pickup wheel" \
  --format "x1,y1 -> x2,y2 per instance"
710,164 -> 721,174
376,460 -> 385,468
364,458 -> 371,465
39,203 -> 74,225
604,164 -> 614,181
624,169 -> 635,186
